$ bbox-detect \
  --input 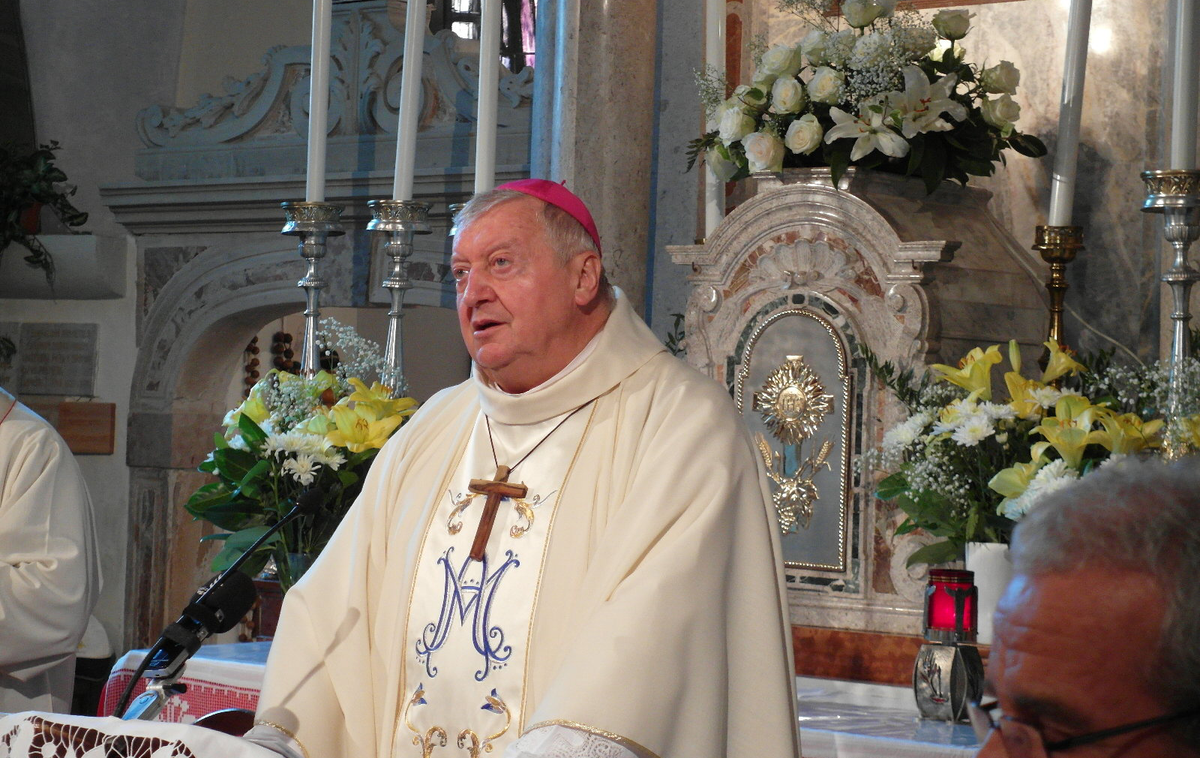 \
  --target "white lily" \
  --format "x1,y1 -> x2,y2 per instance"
824,107 -> 909,161
892,65 -> 967,139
